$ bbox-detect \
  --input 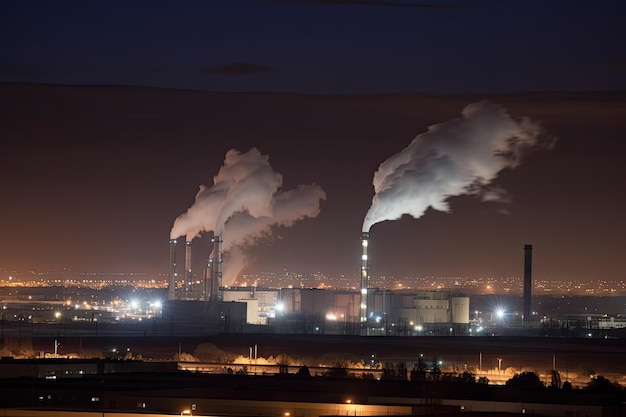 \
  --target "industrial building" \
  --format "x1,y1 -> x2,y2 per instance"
164,231 -> 471,335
